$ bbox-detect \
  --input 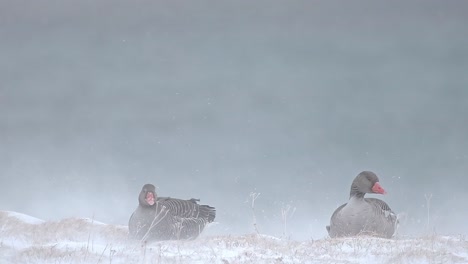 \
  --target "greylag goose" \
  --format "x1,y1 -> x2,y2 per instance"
129,184 -> 216,241
326,171 -> 397,238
